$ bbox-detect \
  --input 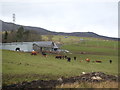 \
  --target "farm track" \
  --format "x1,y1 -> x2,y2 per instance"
2,72 -> 119,89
